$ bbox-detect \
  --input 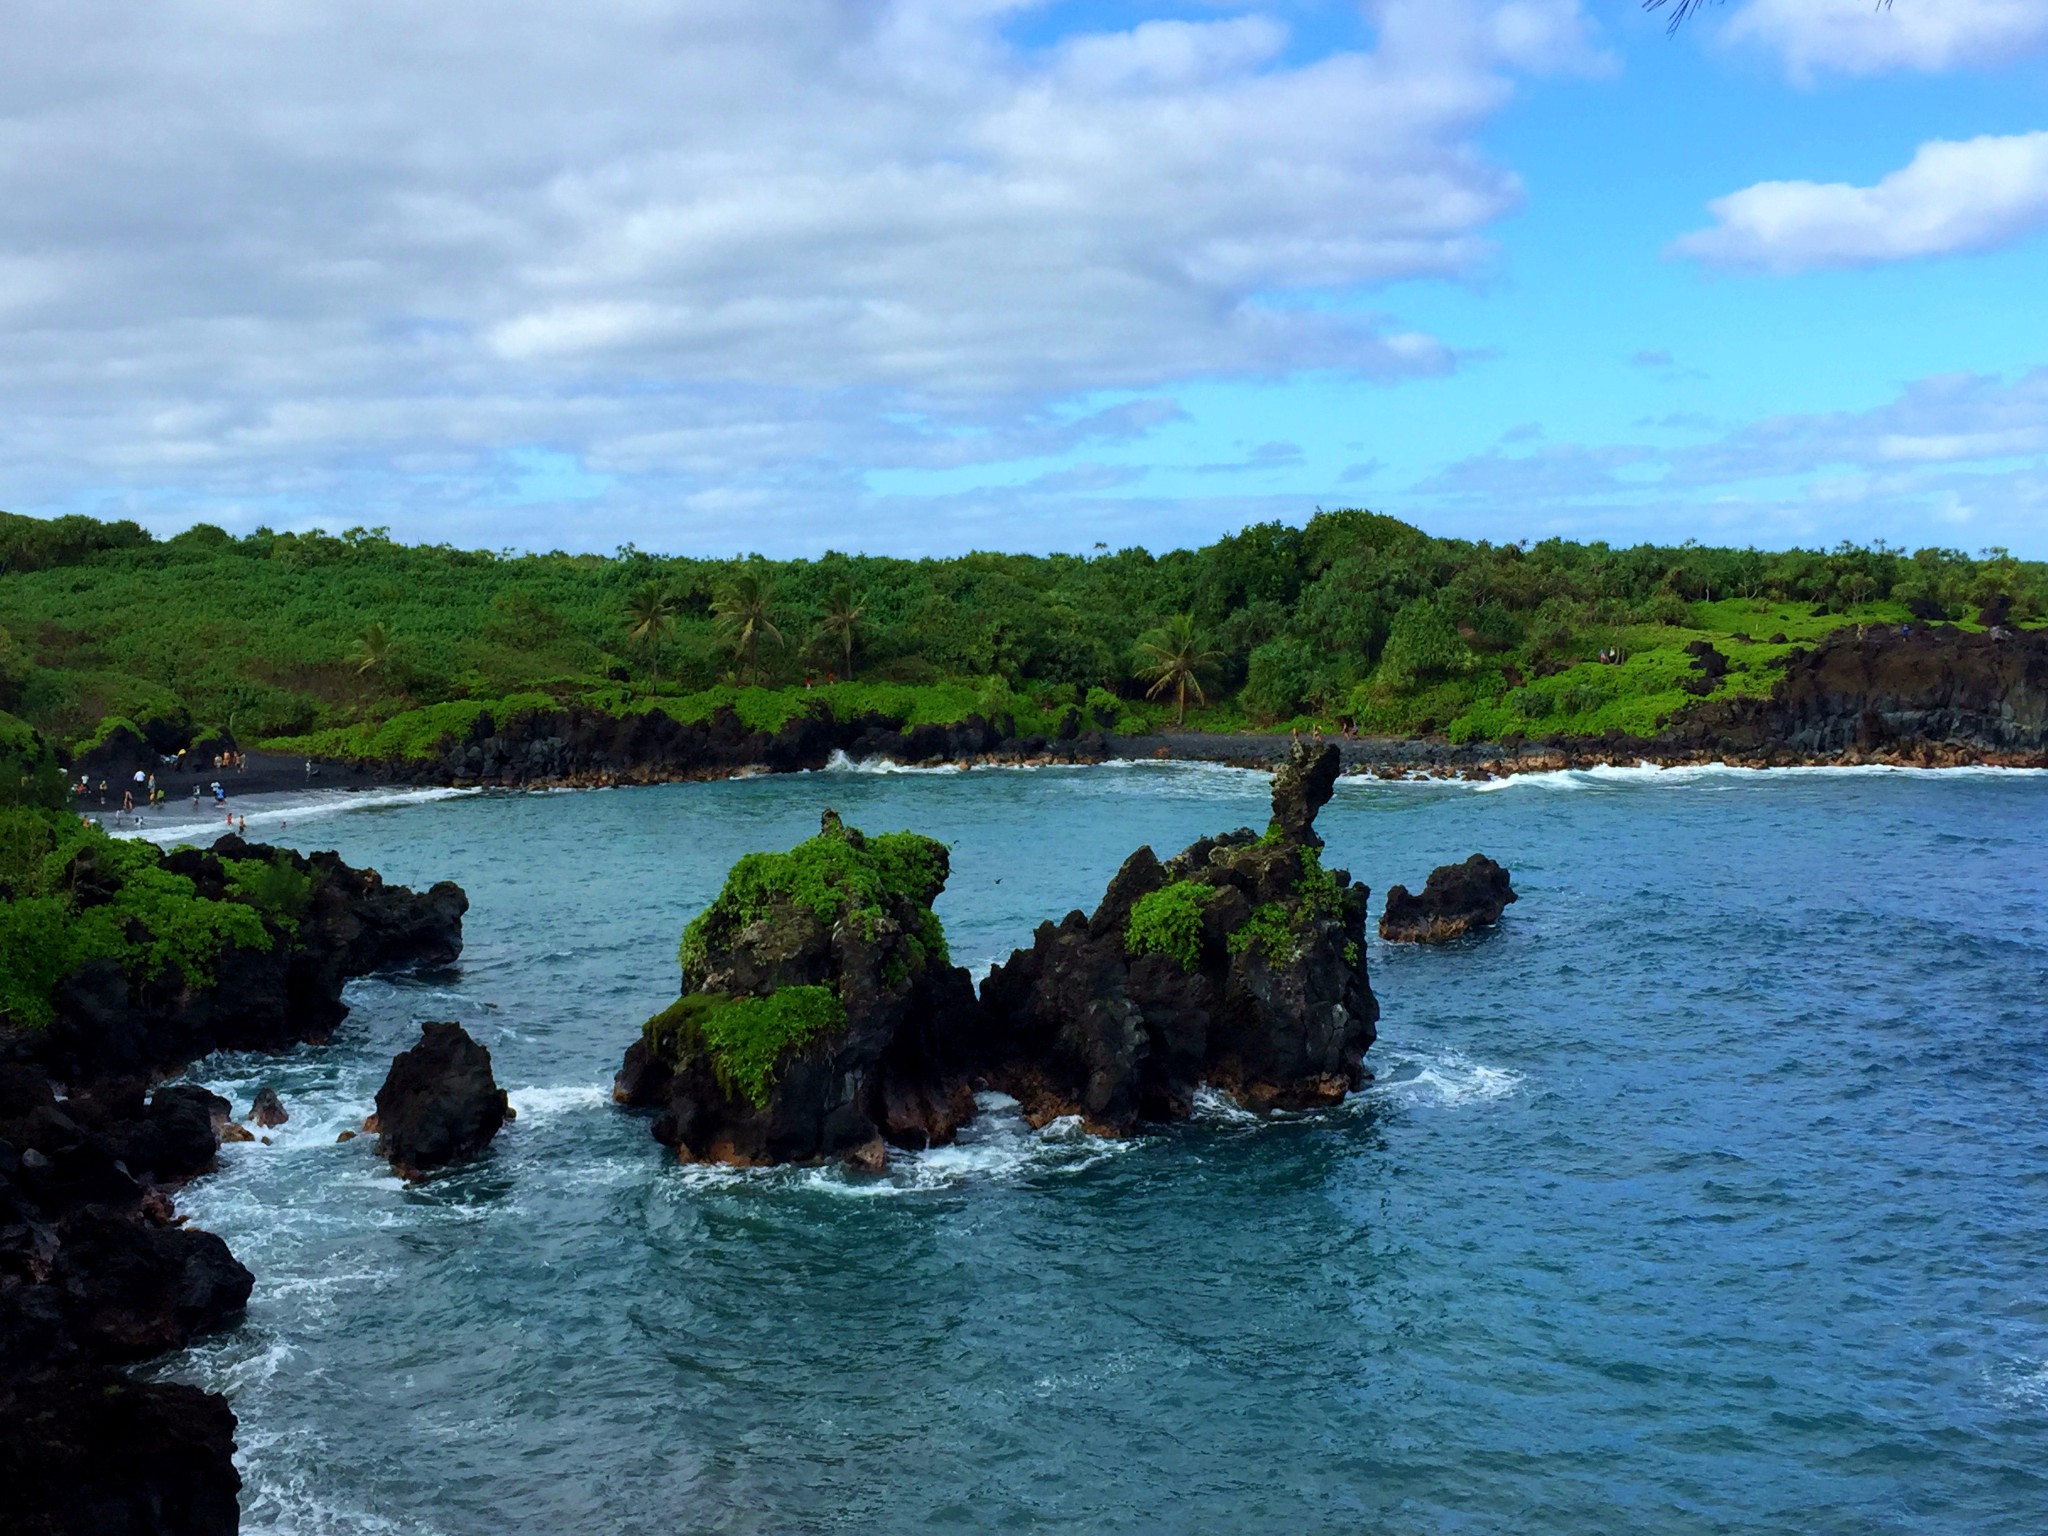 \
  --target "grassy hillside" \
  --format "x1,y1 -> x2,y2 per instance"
2,509 -> 2041,761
